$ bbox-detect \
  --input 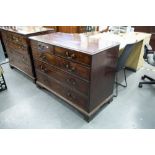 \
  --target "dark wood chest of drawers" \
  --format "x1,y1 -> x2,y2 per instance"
0,27 -> 54,80
30,33 -> 119,121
